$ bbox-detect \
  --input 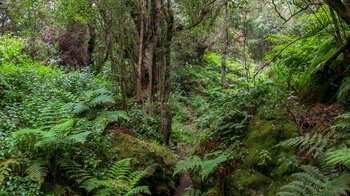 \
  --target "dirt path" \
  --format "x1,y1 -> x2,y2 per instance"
173,104 -> 197,196
173,172 -> 193,196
